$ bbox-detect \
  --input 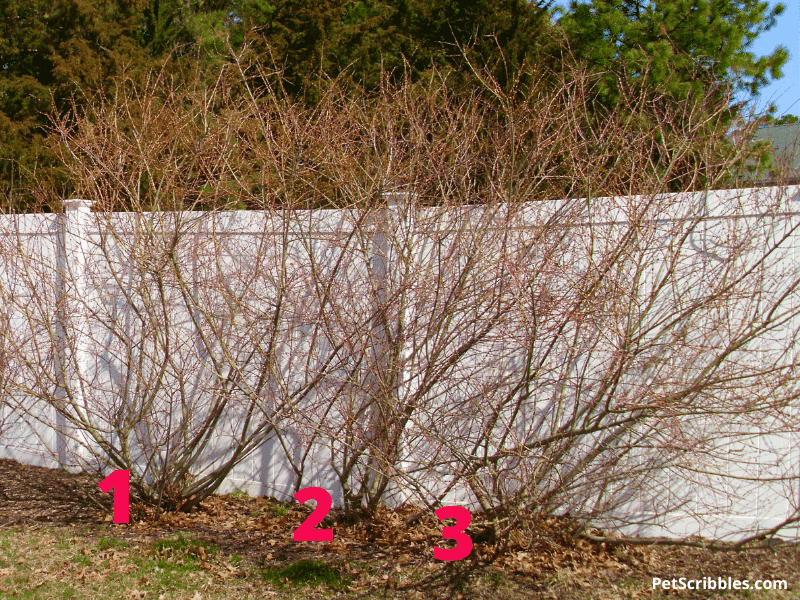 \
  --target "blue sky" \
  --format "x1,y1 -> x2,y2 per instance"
747,1 -> 799,117
552,1 -> 799,118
